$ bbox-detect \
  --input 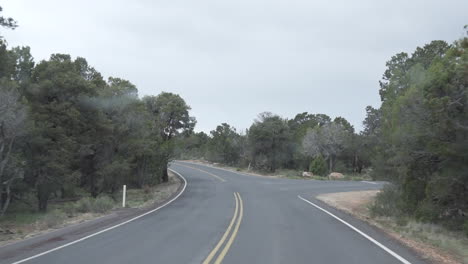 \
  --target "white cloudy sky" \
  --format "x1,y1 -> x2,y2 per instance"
2,0 -> 467,132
